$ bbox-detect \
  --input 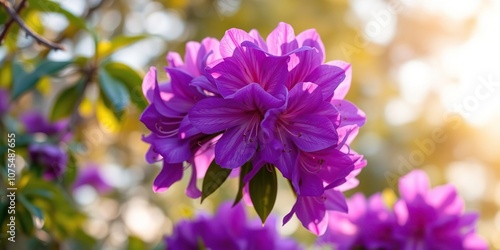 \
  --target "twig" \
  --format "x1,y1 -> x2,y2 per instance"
0,0 -> 27,44
0,0 -> 64,50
